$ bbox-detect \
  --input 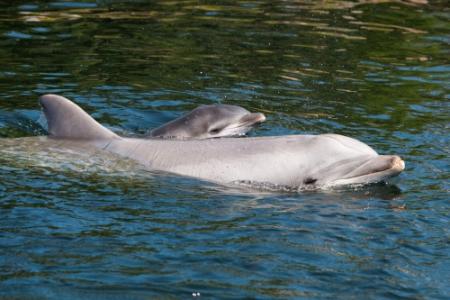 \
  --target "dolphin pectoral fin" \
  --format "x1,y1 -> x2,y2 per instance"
332,155 -> 405,186
39,94 -> 119,140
